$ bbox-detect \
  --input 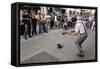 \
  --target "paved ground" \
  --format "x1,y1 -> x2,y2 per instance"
20,29 -> 95,64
